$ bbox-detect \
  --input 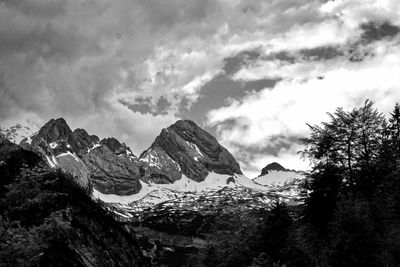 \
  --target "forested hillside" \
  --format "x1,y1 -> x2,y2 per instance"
245,101 -> 400,266
0,139 -> 148,267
